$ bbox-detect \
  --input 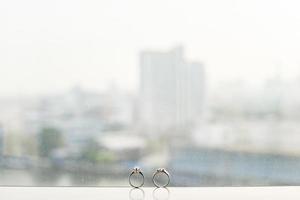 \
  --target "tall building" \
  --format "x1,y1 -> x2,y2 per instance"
0,124 -> 3,156
139,46 -> 205,135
